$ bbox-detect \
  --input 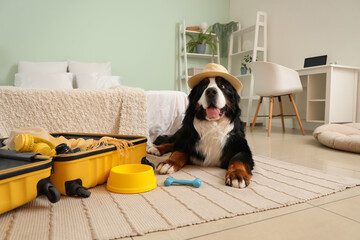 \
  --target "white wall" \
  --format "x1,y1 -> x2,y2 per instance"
230,0 -> 360,124
230,0 -> 360,69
